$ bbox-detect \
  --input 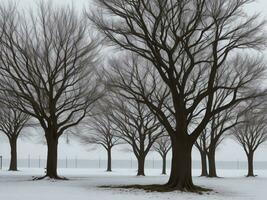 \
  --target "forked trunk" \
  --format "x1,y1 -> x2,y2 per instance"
166,137 -> 195,191
246,152 -> 254,177
45,133 -> 59,179
137,156 -> 145,176
9,138 -> 18,171
107,148 -> 112,172
162,154 -> 167,175
200,151 -> 208,177
207,150 -> 217,177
